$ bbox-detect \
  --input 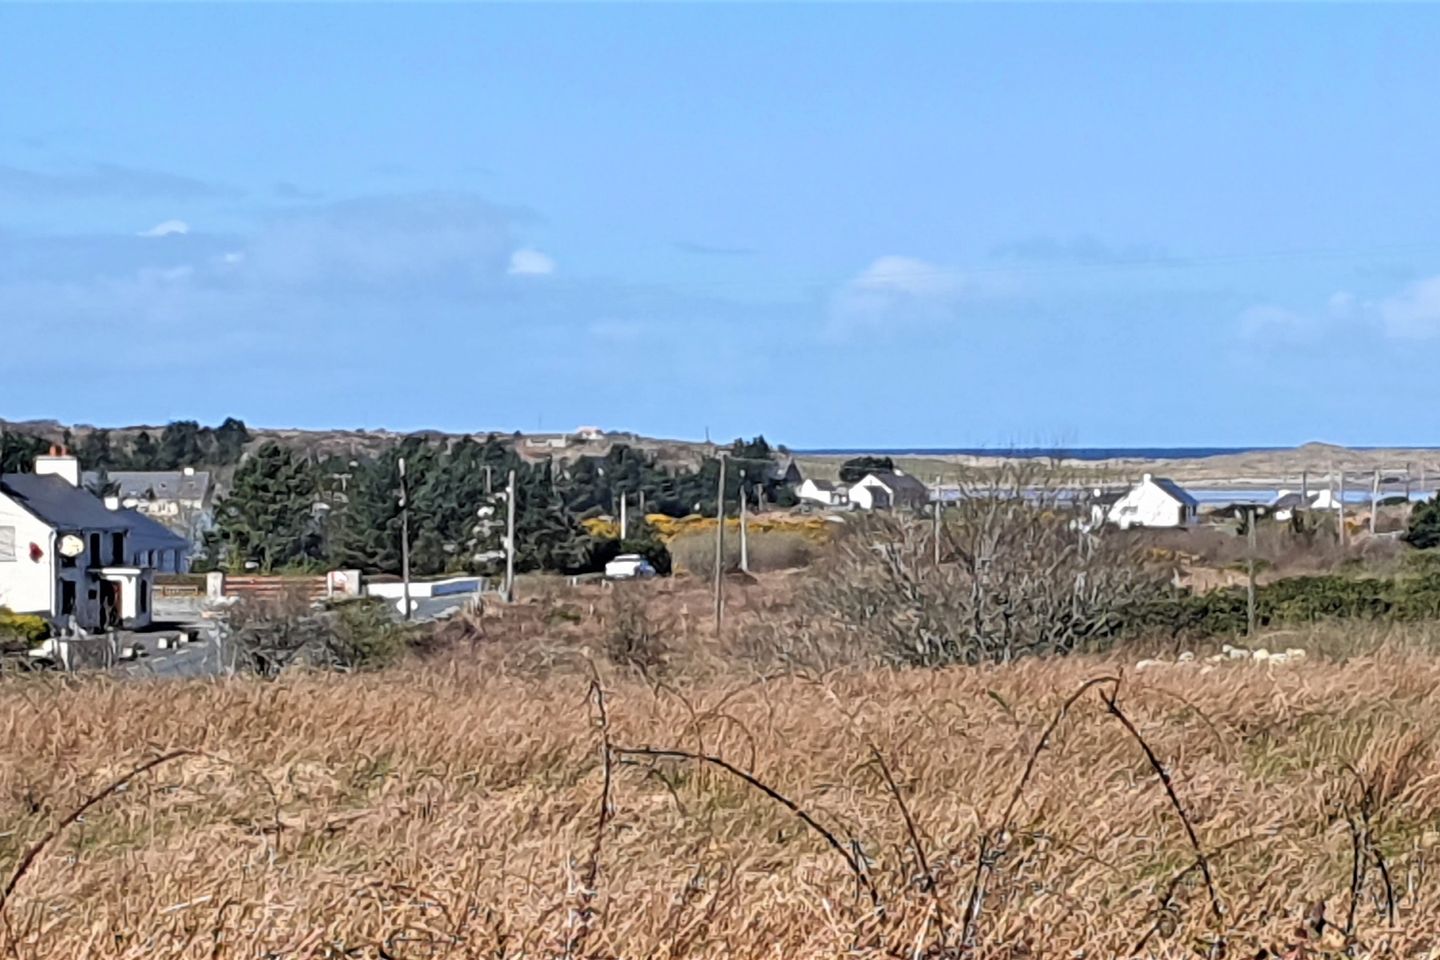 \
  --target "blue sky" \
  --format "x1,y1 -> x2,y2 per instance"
3,4 -> 1440,449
